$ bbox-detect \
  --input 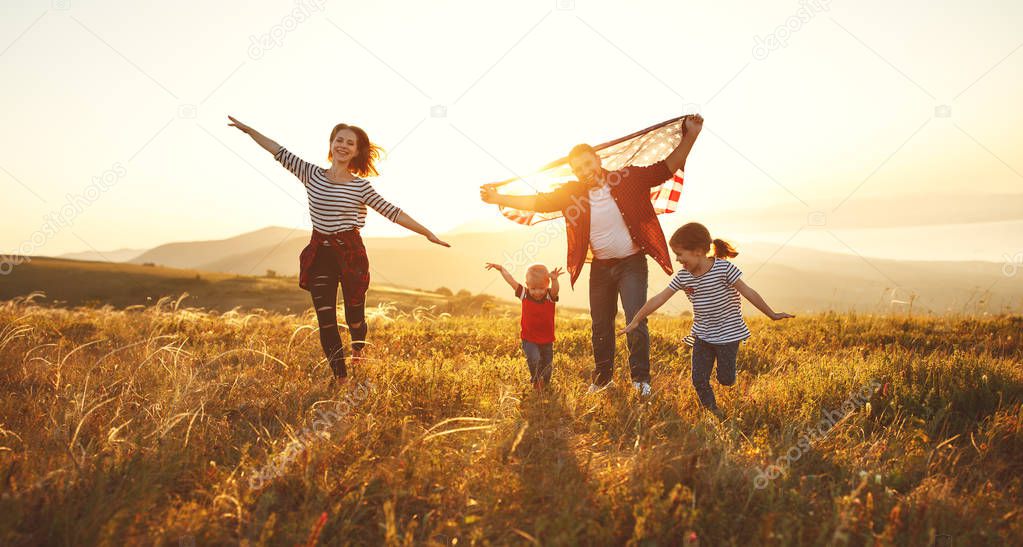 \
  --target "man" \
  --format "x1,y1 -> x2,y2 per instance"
480,114 -> 704,395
